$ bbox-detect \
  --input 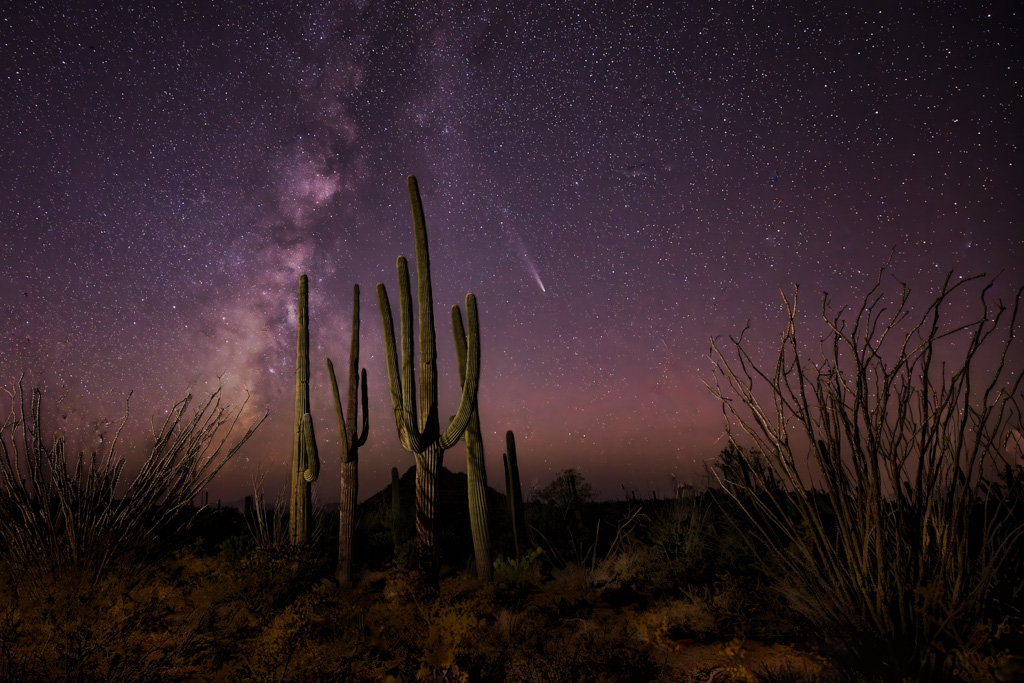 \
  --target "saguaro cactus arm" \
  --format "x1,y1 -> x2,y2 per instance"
326,286 -> 369,463
397,256 -> 423,442
379,271 -> 478,450
326,365 -> 368,460
300,413 -> 319,482
378,262 -> 427,453
408,177 -> 440,439
354,370 -> 368,447
377,283 -> 404,444
327,358 -> 349,453
347,285 -> 368,450
452,305 -> 469,386
439,295 -> 480,450
378,280 -> 420,453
